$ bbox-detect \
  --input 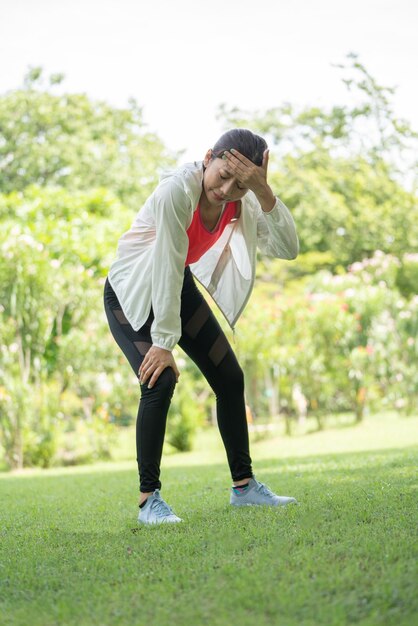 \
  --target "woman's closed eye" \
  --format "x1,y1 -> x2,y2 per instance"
219,172 -> 247,190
